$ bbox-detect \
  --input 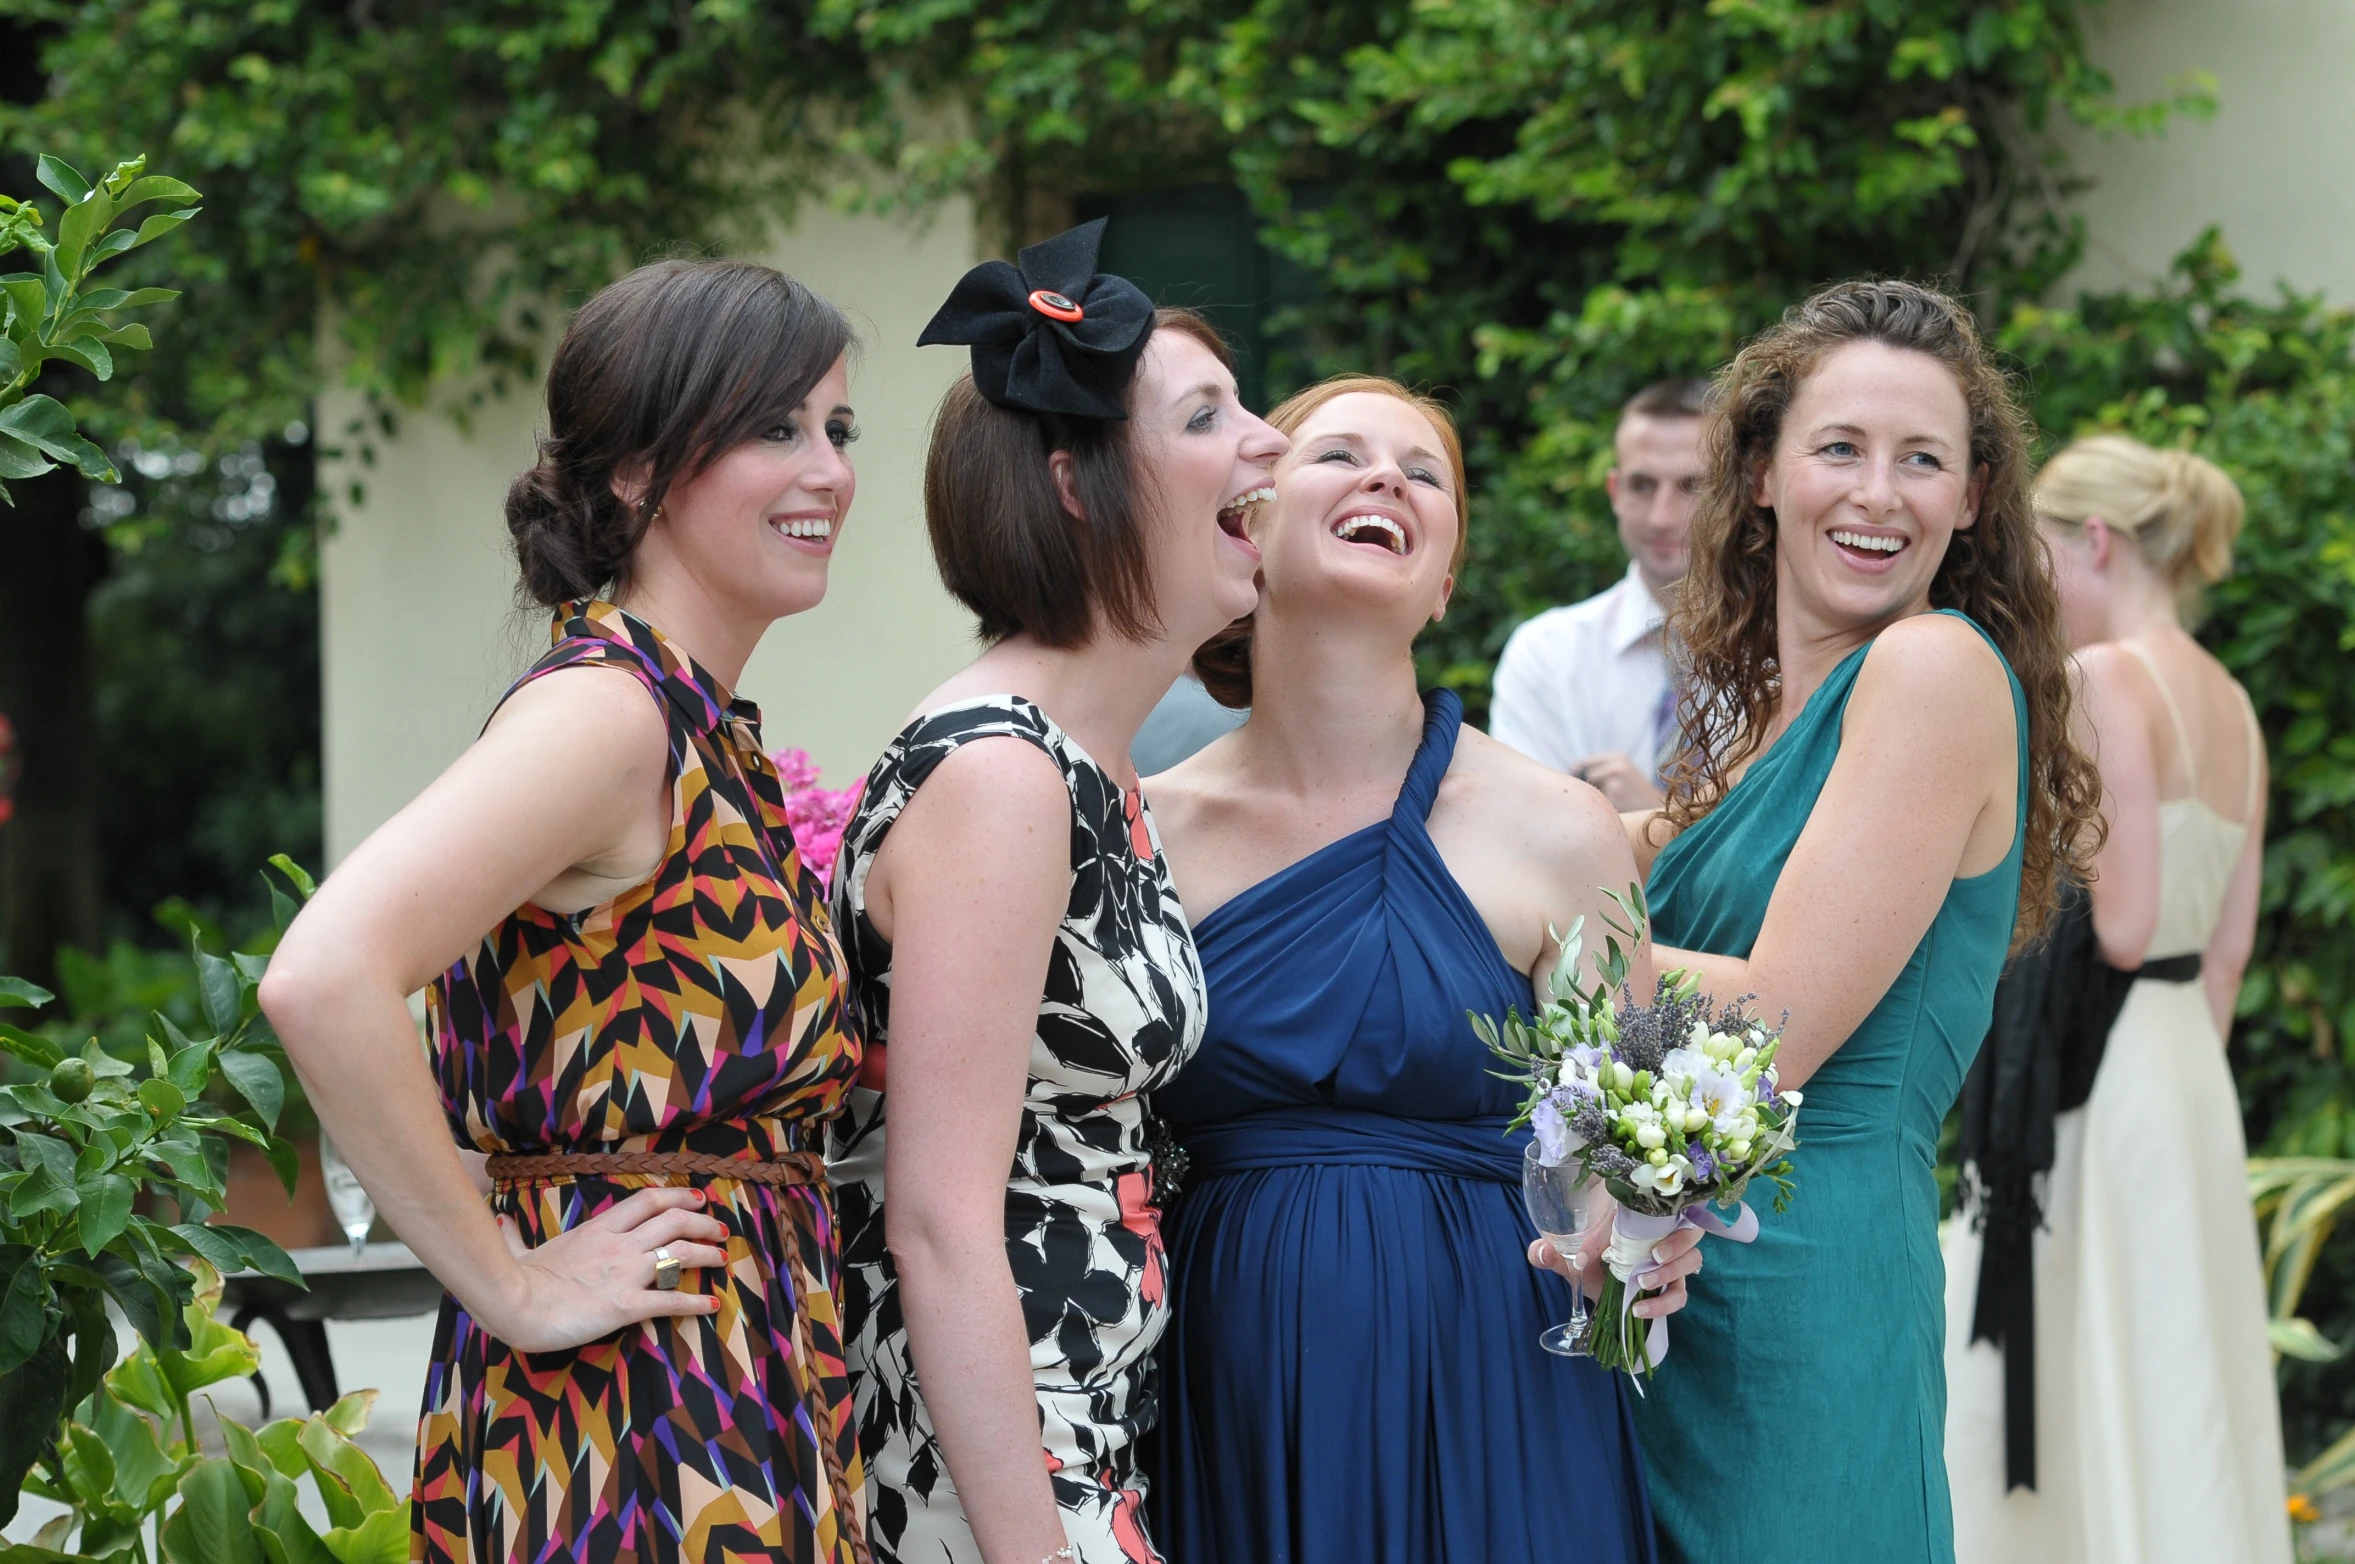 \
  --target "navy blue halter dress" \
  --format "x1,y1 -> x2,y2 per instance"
1149,691 -> 1655,1563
